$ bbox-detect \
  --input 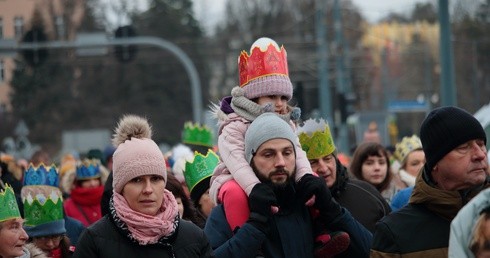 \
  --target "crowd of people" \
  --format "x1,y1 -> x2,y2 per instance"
0,37 -> 489,258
